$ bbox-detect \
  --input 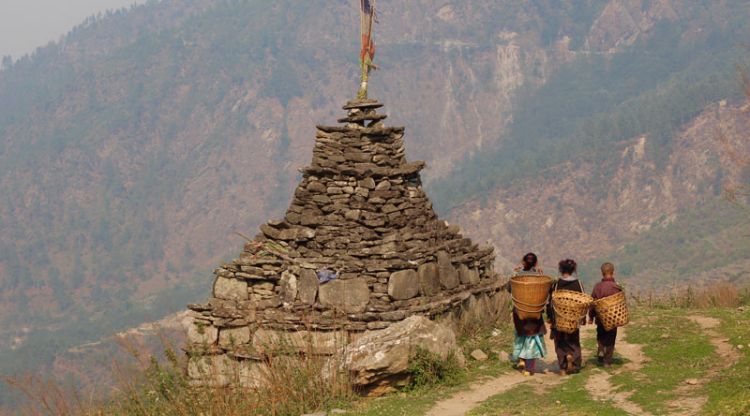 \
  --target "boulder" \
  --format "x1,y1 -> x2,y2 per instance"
387,270 -> 419,300
417,262 -> 440,296
319,279 -> 370,313
343,315 -> 464,394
